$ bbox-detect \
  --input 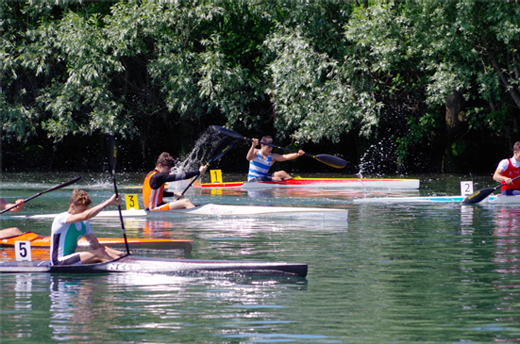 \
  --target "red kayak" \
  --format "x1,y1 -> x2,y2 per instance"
0,232 -> 192,252
196,176 -> 420,189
